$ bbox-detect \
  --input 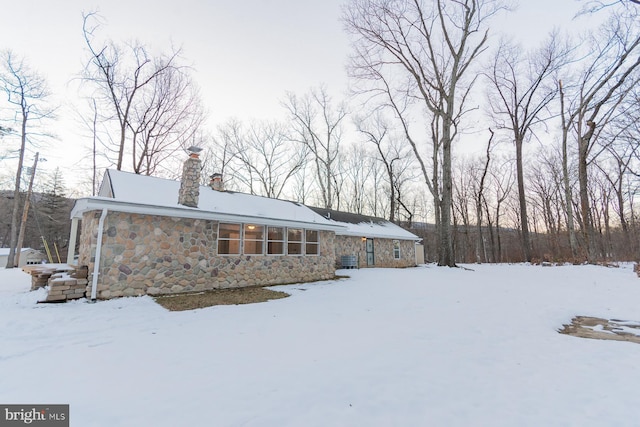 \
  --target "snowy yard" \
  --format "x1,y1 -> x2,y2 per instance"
1,263 -> 640,427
